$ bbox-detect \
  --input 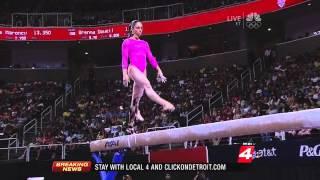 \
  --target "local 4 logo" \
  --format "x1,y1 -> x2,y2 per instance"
237,145 -> 255,163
